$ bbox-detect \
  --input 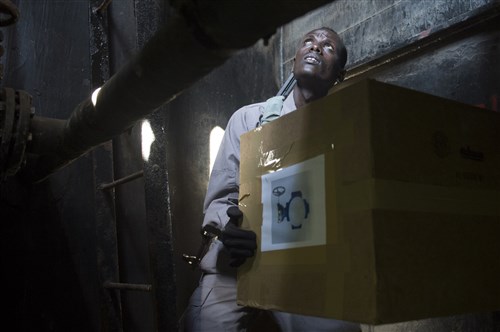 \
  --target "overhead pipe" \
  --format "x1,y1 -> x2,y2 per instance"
24,0 -> 333,182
